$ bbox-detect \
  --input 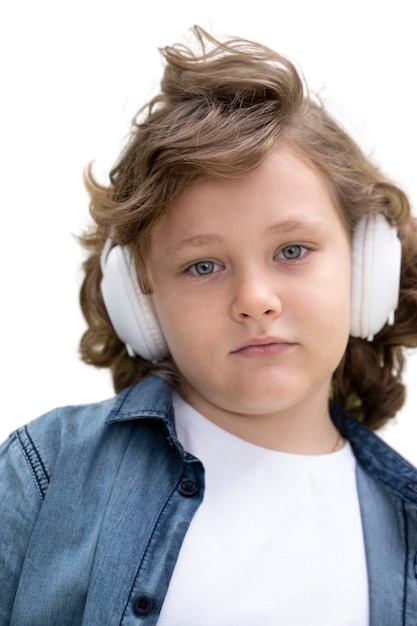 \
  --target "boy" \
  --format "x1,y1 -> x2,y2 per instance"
2,25 -> 417,625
